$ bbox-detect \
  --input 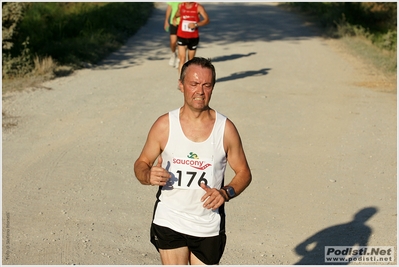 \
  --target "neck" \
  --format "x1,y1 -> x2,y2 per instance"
180,106 -> 212,121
